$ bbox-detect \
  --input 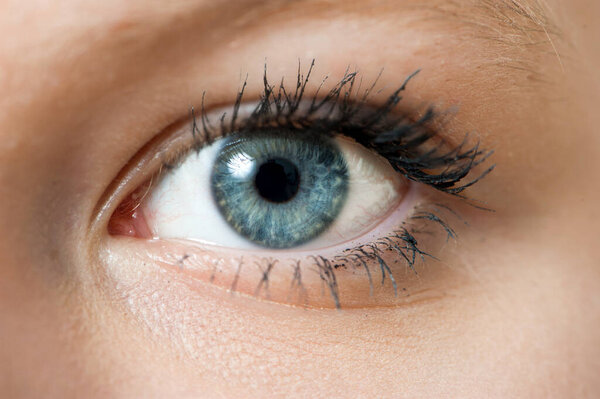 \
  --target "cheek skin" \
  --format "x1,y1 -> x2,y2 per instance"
91,234 -> 477,397
92,206 -> 598,398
